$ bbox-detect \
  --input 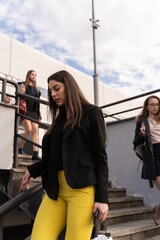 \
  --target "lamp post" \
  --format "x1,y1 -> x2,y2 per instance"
90,0 -> 100,105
